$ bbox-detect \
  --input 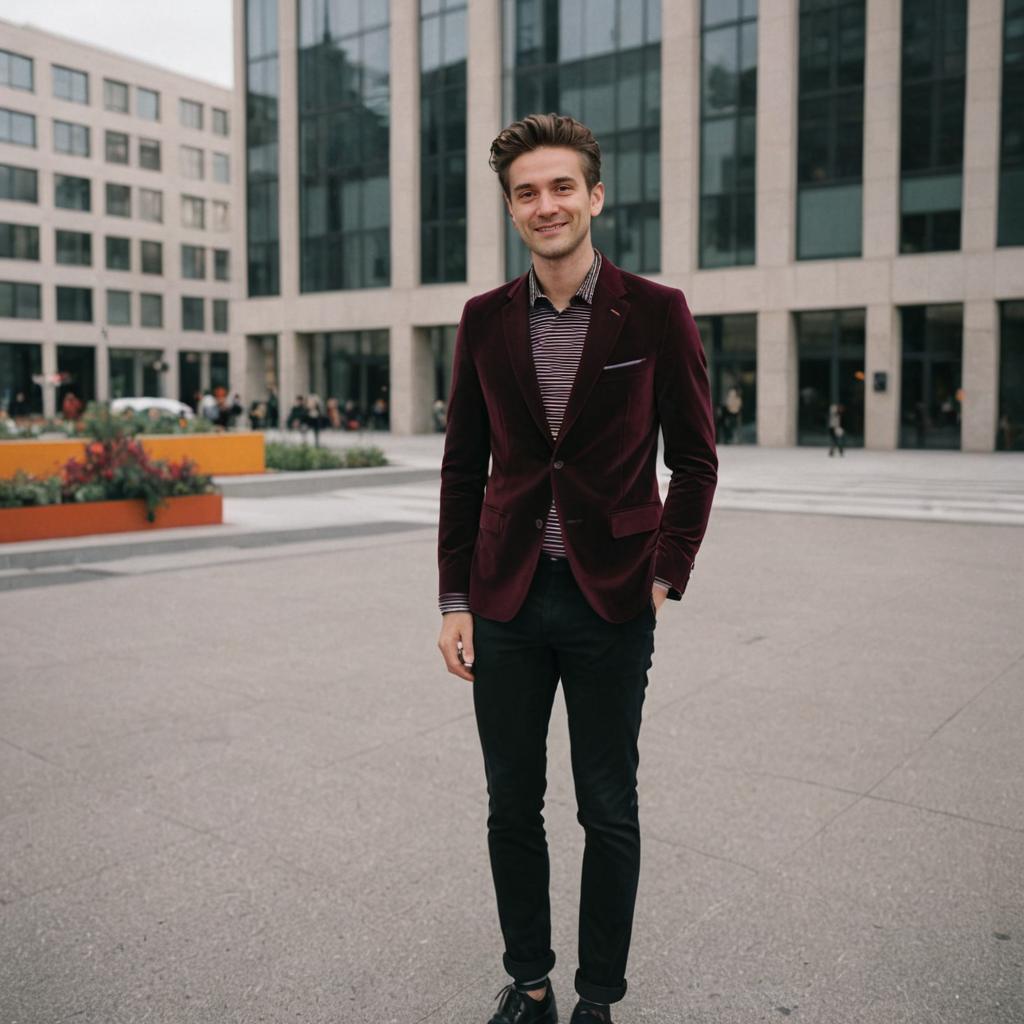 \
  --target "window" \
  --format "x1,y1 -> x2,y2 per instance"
53,119 -> 89,156
52,65 -> 89,104
0,223 -> 39,261
180,145 -> 204,179
212,200 -> 229,231
797,308 -> 866,447
181,244 -> 206,279
104,78 -> 129,113
137,86 -> 160,121
105,183 -> 131,218
0,281 -> 41,319
107,289 -> 131,326
420,0 -> 467,284
56,286 -> 92,322
0,108 -> 36,147
998,0 -> 1024,245
0,164 -> 37,203
55,230 -> 92,266
500,0 -> 663,277
0,50 -> 33,92
139,188 -> 163,223
699,0 -> 758,267
179,98 -> 203,129
140,240 -> 163,275
213,107 -> 229,135
105,130 -> 129,164
105,236 -> 131,271
900,0 -> 967,253
899,304 -> 963,448
246,0 -> 281,296
212,152 -> 230,183
797,0 -> 865,259
299,0 -> 392,289
139,137 -> 161,170
140,293 -> 163,328
181,195 -> 205,229
213,299 -> 229,333
693,314 -> 759,444
182,296 -> 204,331
55,174 -> 90,211
214,248 -> 230,280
